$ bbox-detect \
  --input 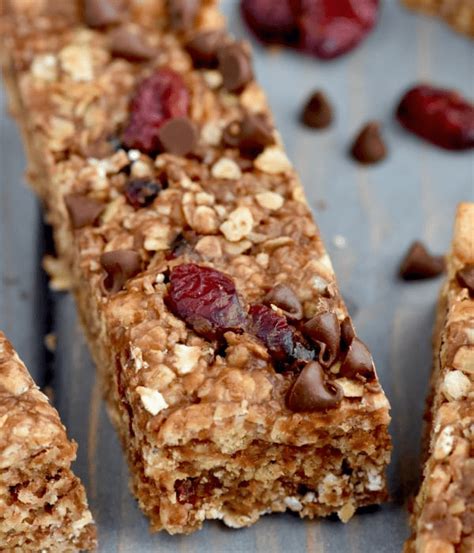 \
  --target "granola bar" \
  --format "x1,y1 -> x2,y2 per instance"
402,0 -> 474,38
404,203 -> 474,553
0,0 -> 392,534
0,332 -> 96,552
